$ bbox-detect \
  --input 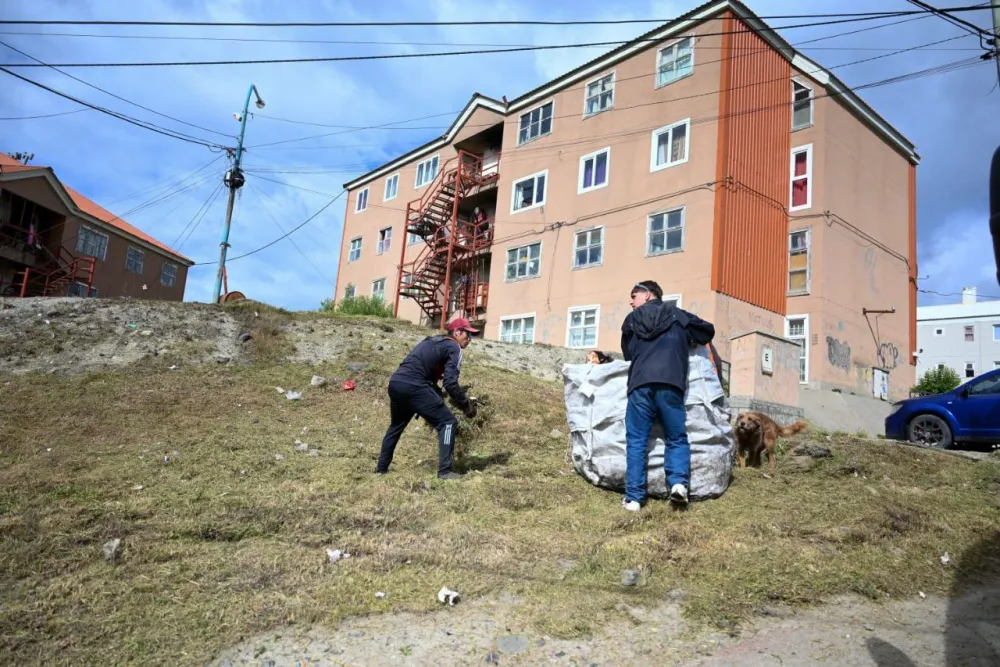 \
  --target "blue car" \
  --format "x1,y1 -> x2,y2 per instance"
885,368 -> 1000,449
